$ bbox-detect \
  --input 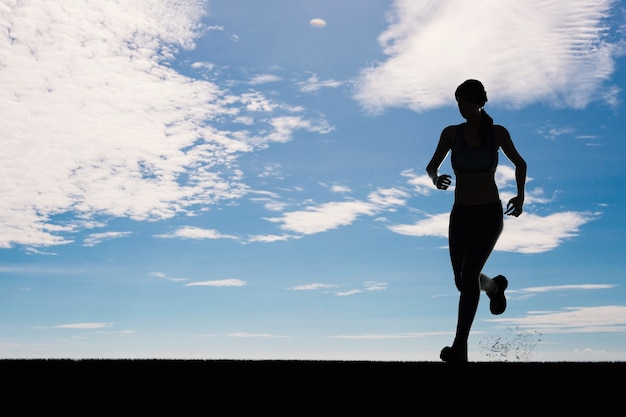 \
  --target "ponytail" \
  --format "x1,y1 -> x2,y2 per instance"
479,109 -> 493,145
